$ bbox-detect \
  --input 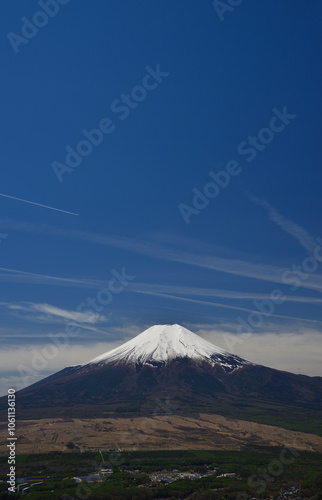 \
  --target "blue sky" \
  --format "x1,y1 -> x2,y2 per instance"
1,1 -> 322,394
